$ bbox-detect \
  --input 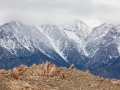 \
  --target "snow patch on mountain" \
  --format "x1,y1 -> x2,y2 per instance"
75,20 -> 92,36
0,21 -> 57,58
1,20 -> 120,79
37,25 -> 68,62
64,30 -> 80,42
63,20 -> 92,39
